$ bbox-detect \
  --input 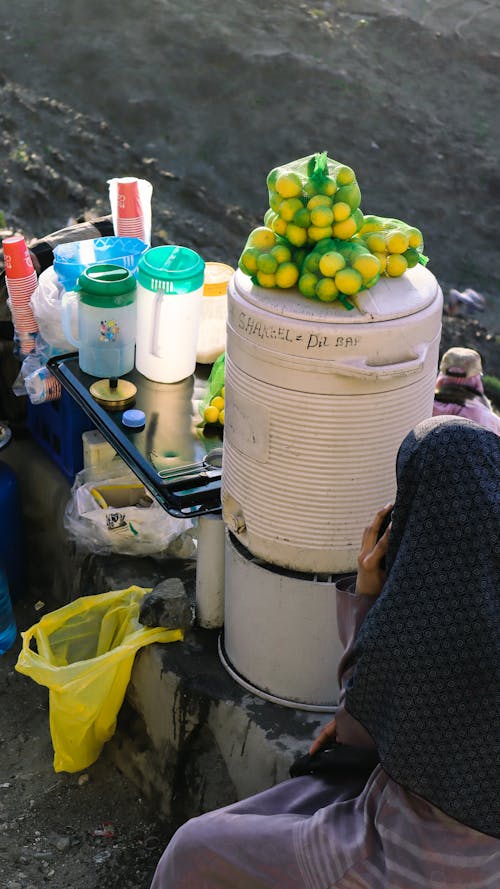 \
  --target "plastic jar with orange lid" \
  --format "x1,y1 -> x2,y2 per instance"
196,262 -> 234,364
